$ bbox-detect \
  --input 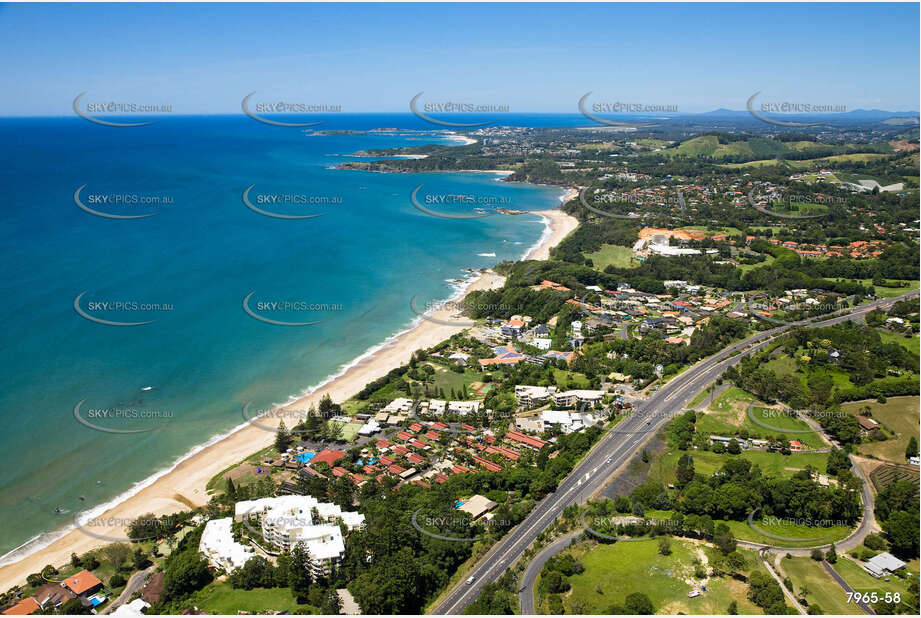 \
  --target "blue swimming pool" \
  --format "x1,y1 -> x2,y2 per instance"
454,500 -> 465,509
295,452 -> 315,464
